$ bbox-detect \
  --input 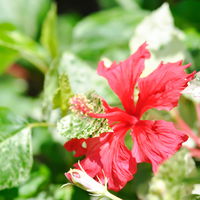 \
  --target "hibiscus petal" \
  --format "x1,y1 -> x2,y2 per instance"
131,120 -> 188,173
65,125 -> 137,191
97,43 -> 150,115
135,61 -> 195,118
64,138 -> 87,157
